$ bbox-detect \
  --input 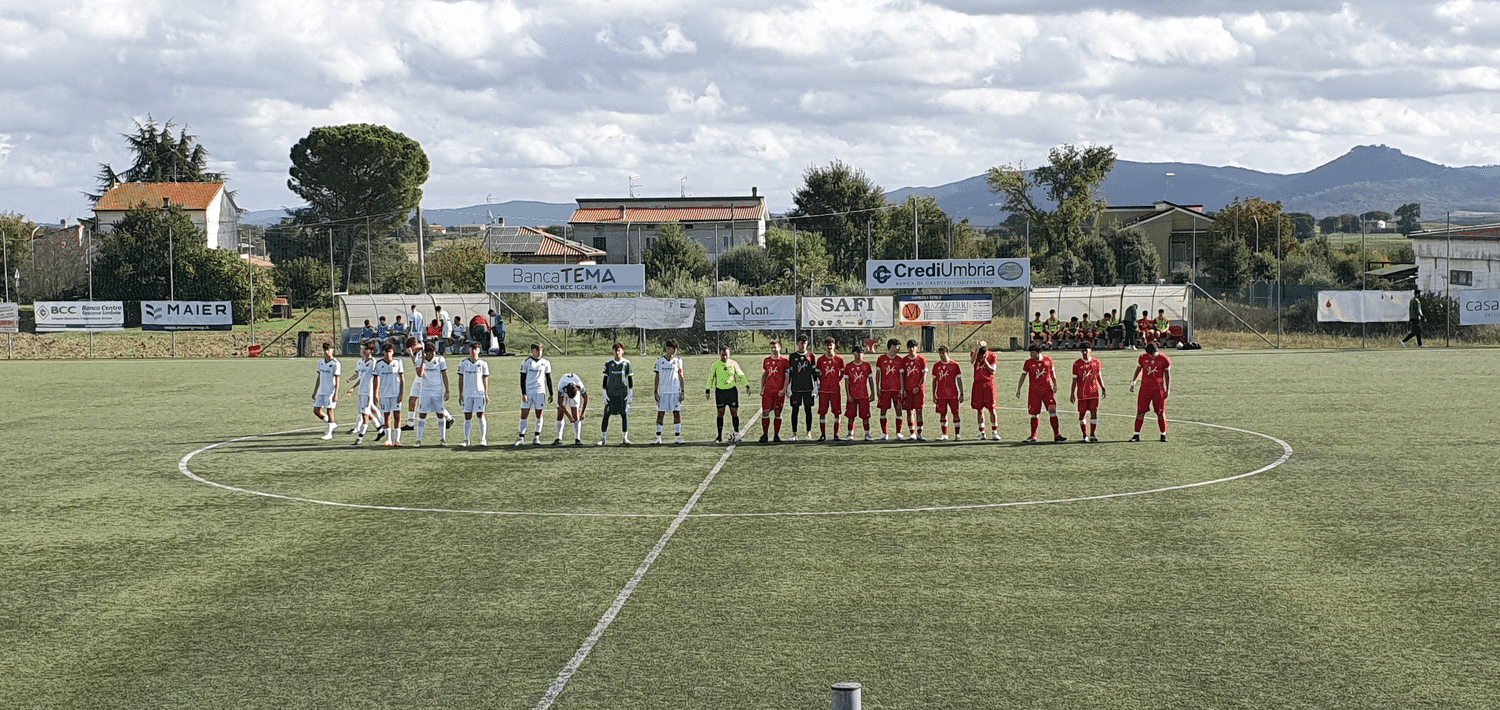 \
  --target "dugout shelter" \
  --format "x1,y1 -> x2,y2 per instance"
336,293 -> 502,354
1026,284 -> 1193,344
